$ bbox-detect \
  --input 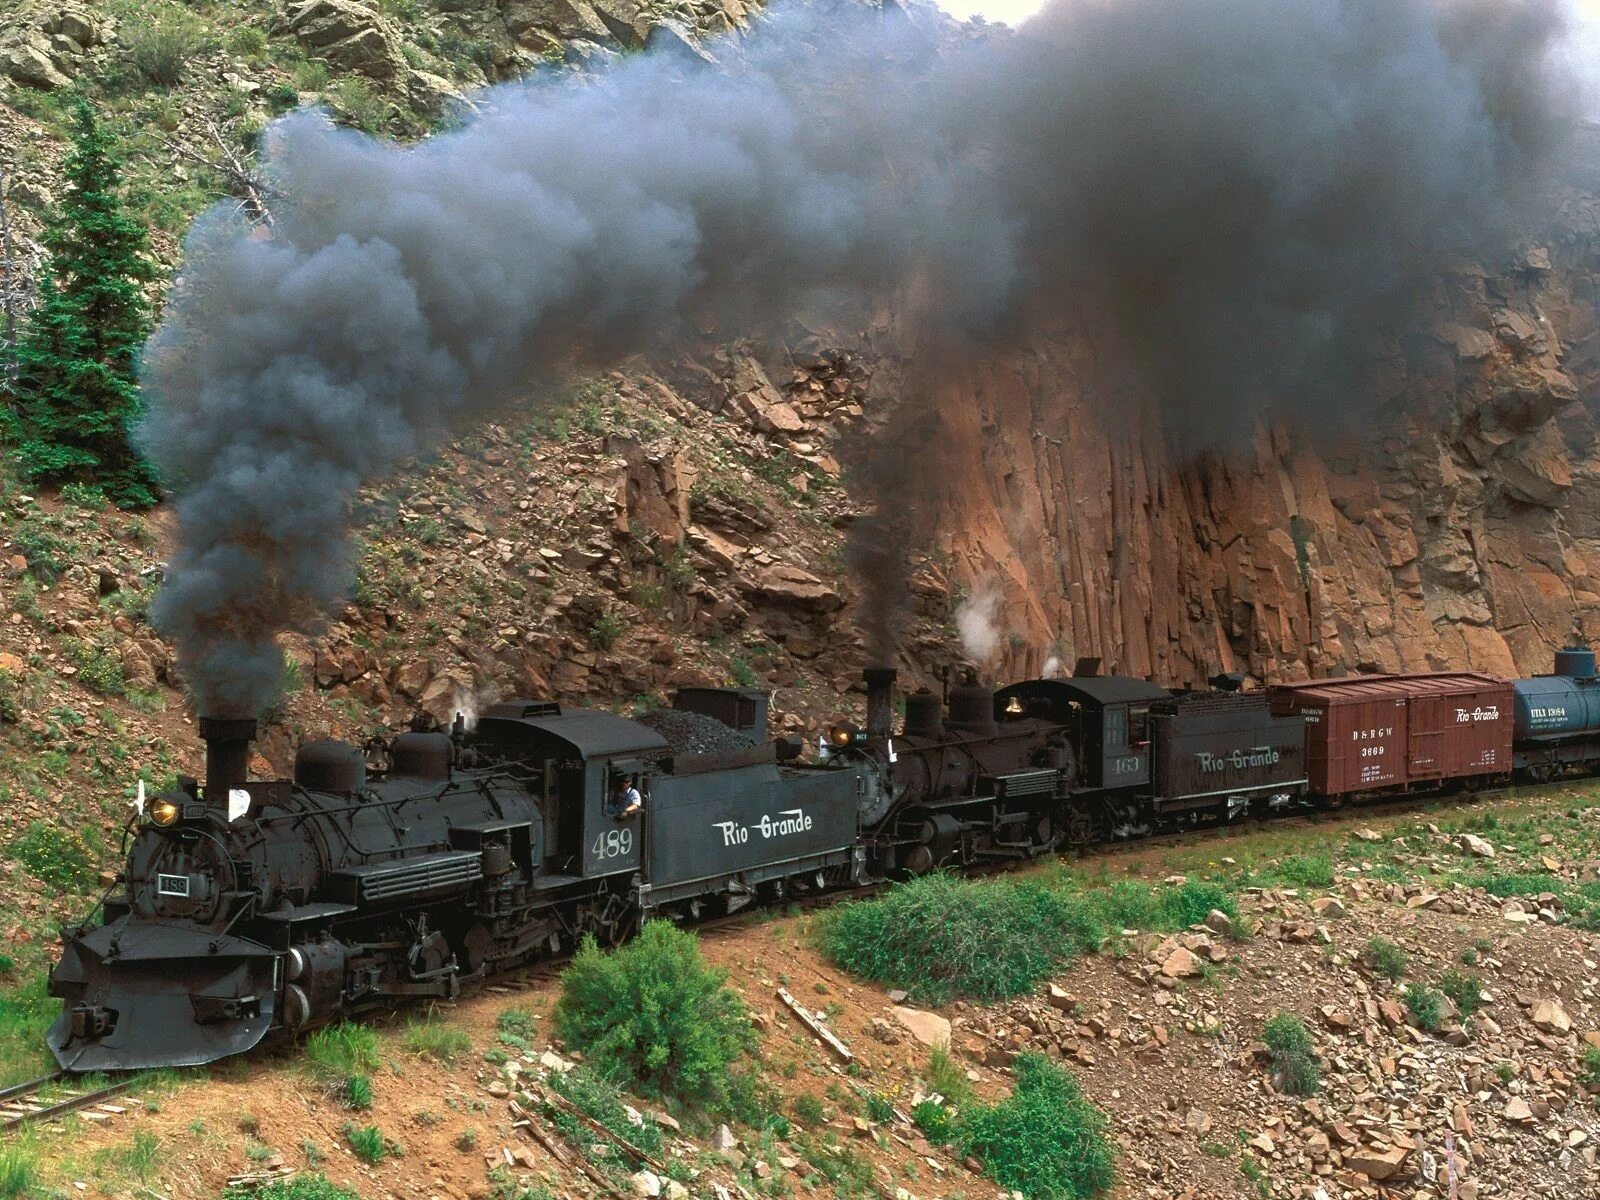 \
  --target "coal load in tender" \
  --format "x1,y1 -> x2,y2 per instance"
639,708 -> 756,756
